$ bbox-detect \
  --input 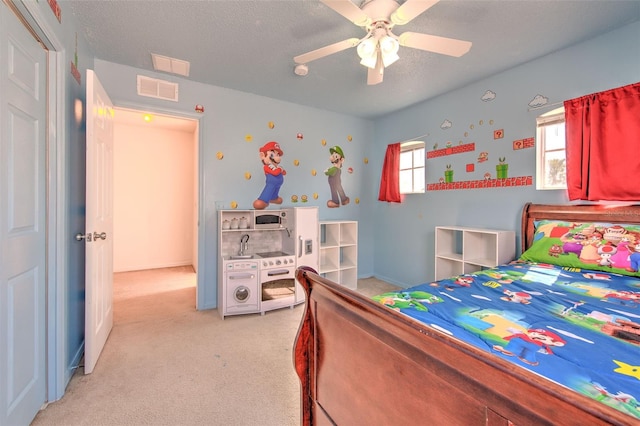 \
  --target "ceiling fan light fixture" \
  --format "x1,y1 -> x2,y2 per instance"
358,37 -> 380,69
360,55 -> 378,69
357,38 -> 377,60
379,35 -> 399,67
294,0 -> 470,85
381,51 -> 399,68
379,36 -> 399,55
